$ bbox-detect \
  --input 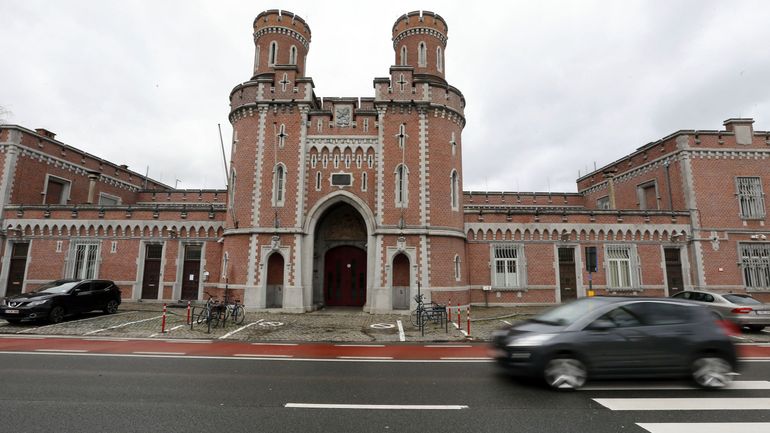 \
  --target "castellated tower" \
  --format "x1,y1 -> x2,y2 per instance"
225,10 -> 466,313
